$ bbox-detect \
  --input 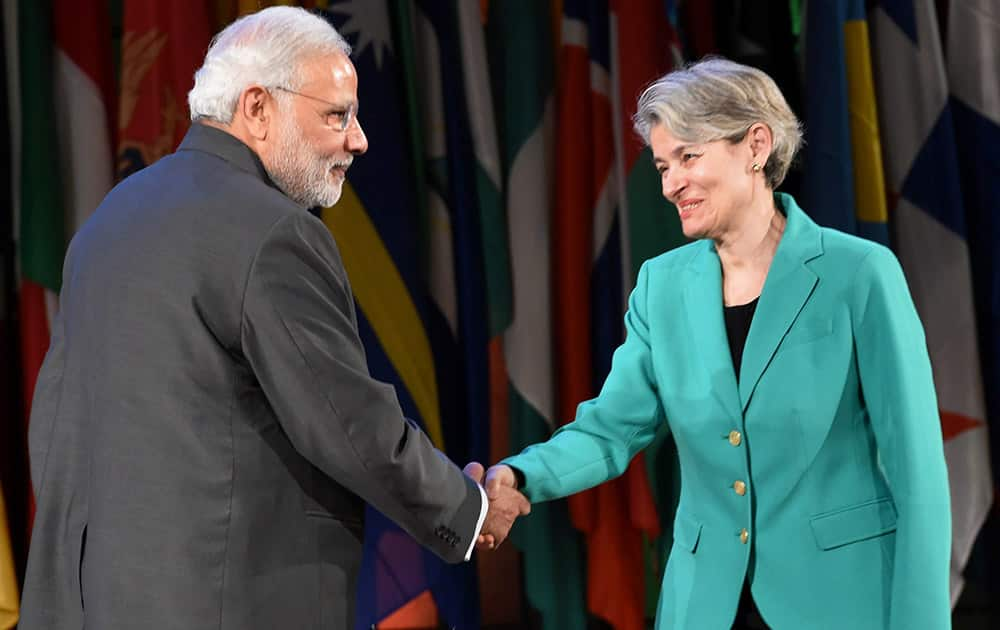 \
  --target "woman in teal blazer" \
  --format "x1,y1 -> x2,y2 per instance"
483,58 -> 951,628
